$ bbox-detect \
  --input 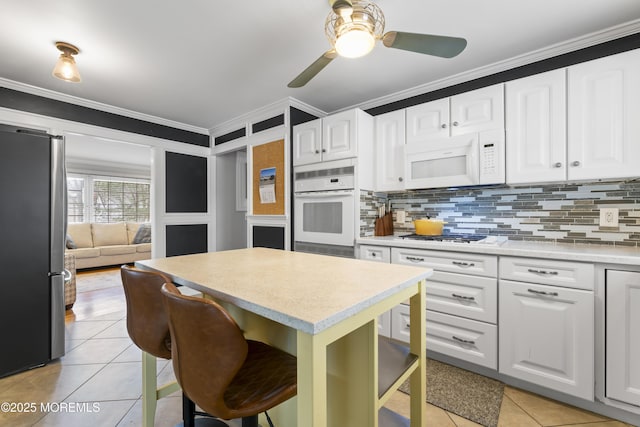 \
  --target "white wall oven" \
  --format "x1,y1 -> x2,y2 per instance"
404,130 -> 505,189
293,162 -> 356,258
